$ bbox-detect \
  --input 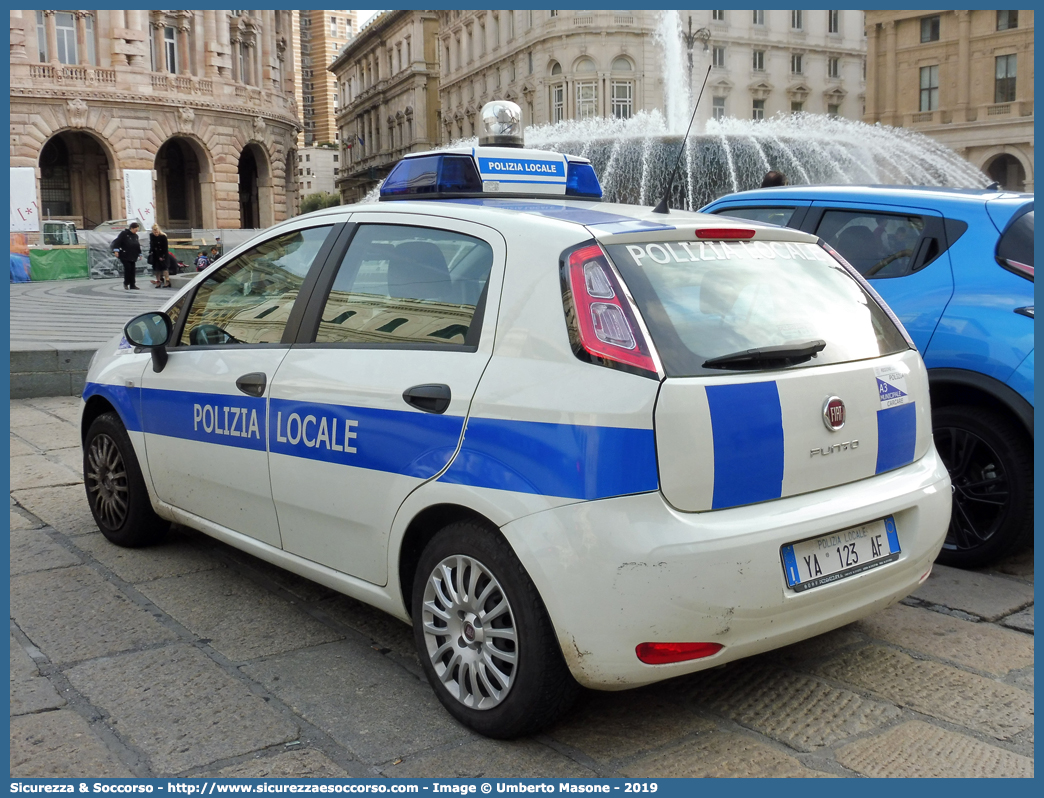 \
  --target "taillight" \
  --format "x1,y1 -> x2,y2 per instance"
562,243 -> 659,379
694,228 -> 756,239
999,258 -> 1034,281
636,642 -> 723,665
